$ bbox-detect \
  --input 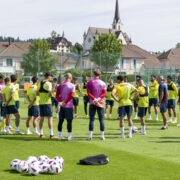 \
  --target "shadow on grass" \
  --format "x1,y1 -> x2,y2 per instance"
4,169 -> 19,174
152,141 -> 180,143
